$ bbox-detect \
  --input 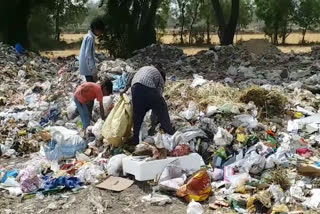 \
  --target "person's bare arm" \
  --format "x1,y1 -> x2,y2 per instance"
99,103 -> 105,120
